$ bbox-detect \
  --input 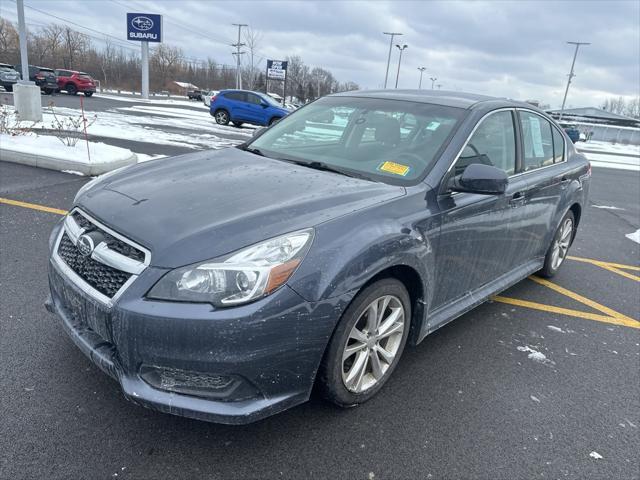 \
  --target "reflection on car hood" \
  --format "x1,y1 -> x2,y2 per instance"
77,148 -> 405,268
